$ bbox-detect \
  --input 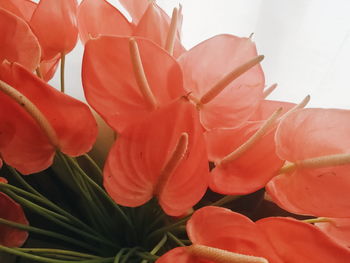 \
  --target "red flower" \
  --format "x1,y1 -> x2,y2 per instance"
0,190 -> 28,247
157,206 -> 350,263
177,34 -> 265,130
267,108 -> 350,217
0,0 -> 36,22
104,99 -> 209,216
30,0 -> 78,60
82,36 -> 185,133
205,100 -> 295,195
0,7 -> 41,72
0,62 -> 97,174
77,0 -> 185,57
